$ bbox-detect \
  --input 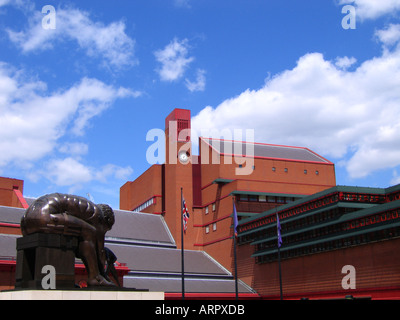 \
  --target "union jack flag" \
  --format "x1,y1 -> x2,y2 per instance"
182,197 -> 190,234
